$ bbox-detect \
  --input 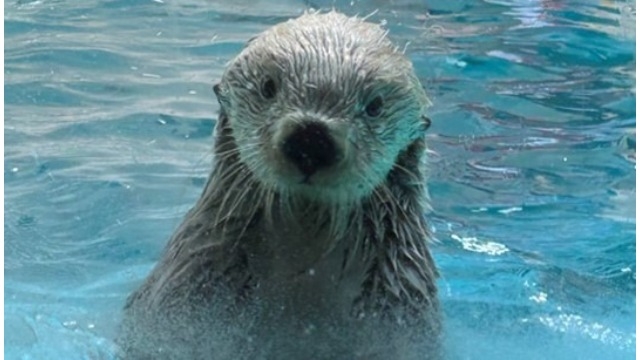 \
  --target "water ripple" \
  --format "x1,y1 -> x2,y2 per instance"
4,0 -> 635,359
